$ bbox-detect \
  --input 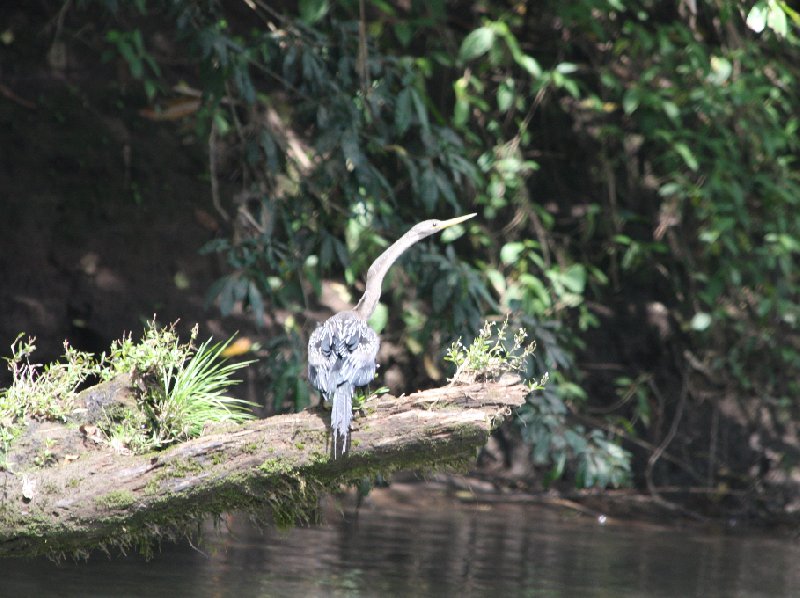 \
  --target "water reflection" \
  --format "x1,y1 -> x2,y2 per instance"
1,483 -> 798,597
